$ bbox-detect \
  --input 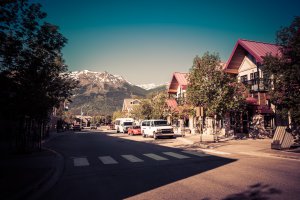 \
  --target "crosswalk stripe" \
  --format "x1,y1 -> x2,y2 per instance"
73,157 -> 89,166
121,155 -> 144,162
99,156 -> 118,164
163,152 -> 190,159
143,153 -> 169,161
182,150 -> 211,157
